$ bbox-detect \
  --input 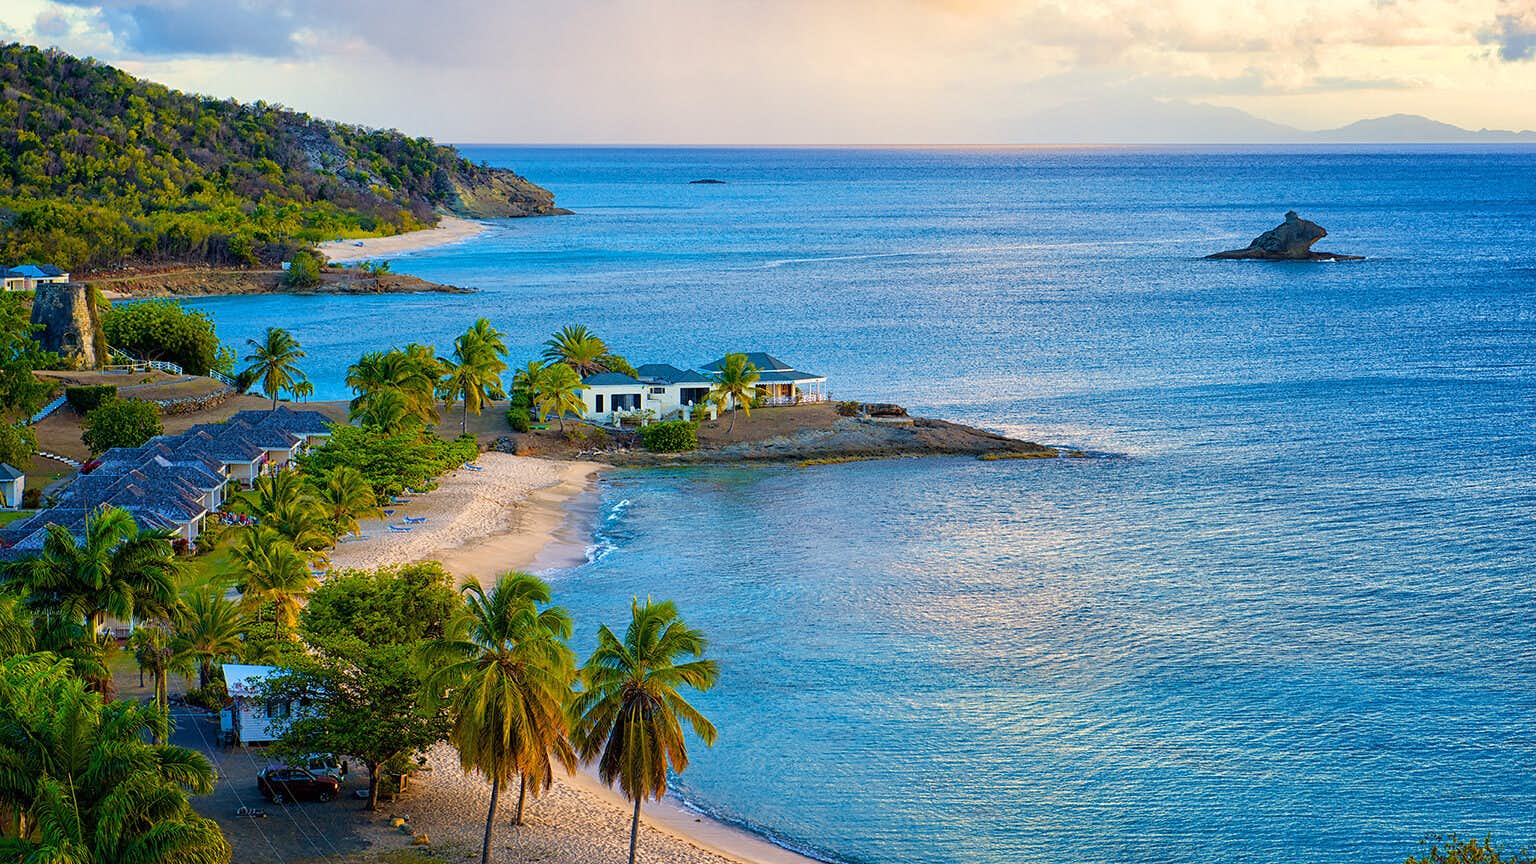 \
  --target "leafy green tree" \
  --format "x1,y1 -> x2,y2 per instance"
420,573 -> 576,864
0,423 -> 38,471
282,250 -> 323,288
242,327 -> 307,411
572,598 -> 720,864
0,292 -> 55,426
0,653 -> 229,863
81,397 -> 163,454
1407,837 -> 1536,864
708,352 -> 762,435
298,425 -> 478,502
266,563 -> 458,809
541,325 -> 610,377
101,301 -> 223,375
